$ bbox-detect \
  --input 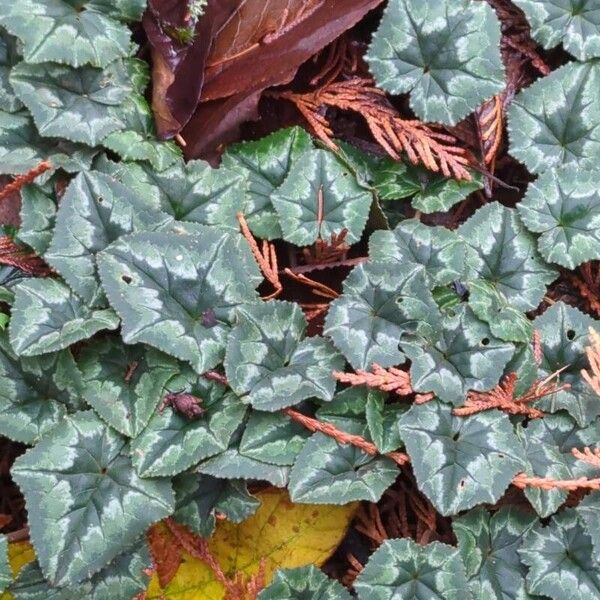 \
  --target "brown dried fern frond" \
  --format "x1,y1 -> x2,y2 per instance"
333,363 -> 419,396
302,229 -> 350,265
572,446 -> 600,470
0,236 -> 53,276
0,161 -> 52,203
583,327 -> 600,398
275,78 -> 472,180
